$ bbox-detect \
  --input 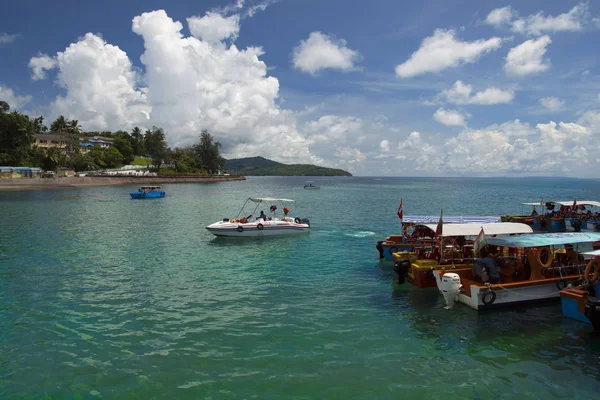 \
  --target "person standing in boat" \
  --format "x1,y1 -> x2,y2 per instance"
473,248 -> 501,284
